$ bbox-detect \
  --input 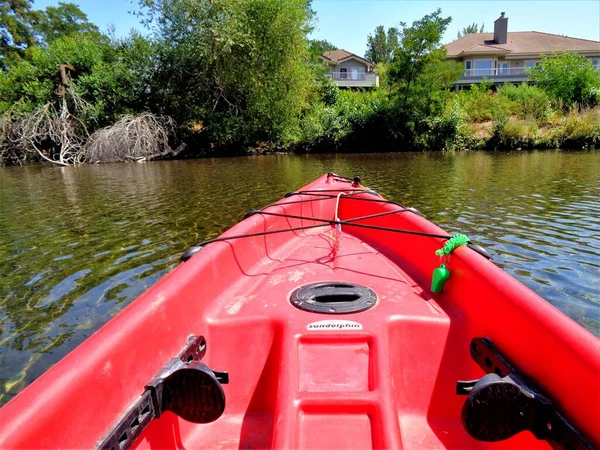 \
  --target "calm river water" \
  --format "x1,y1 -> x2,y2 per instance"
1,151 -> 599,405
